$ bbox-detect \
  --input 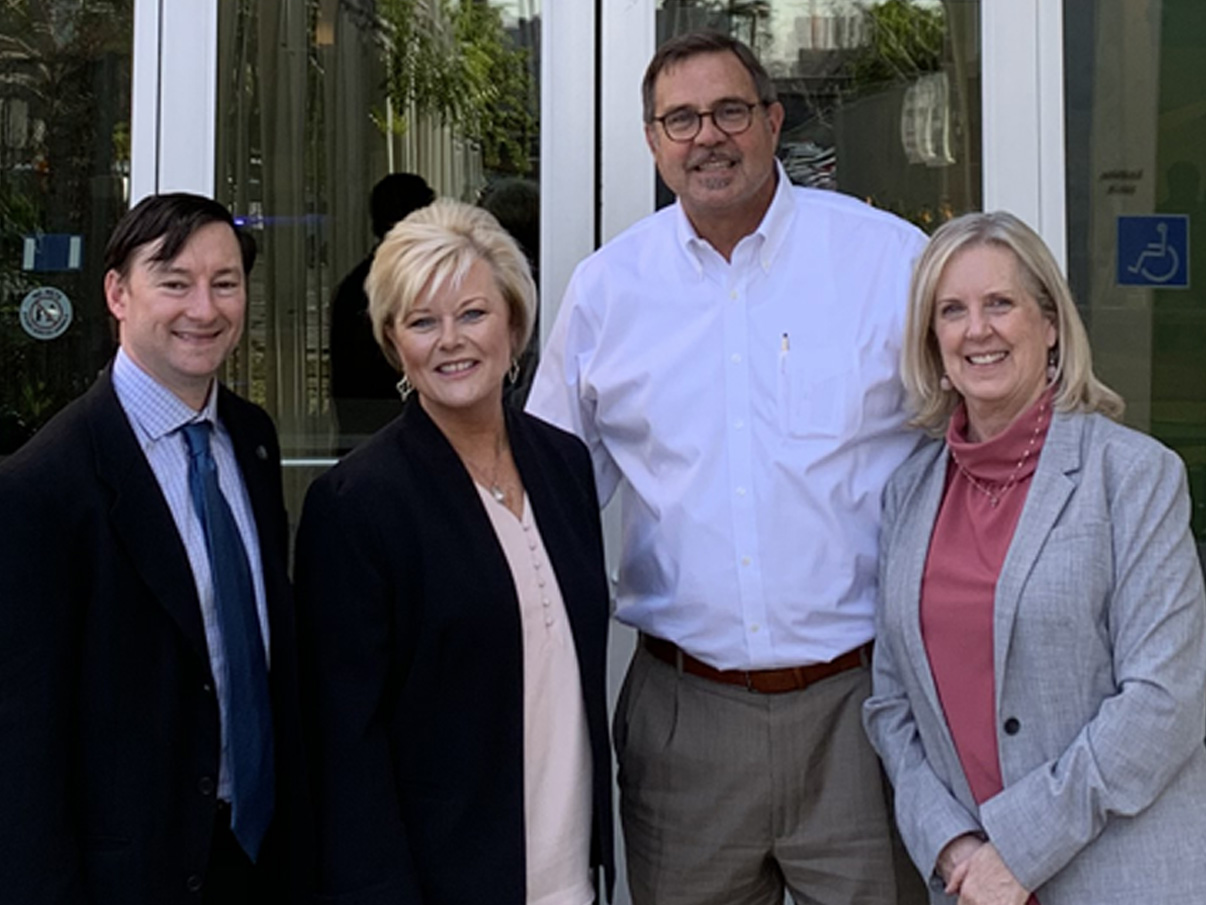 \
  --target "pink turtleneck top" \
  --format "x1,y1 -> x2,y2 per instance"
920,389 -> 1052,900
